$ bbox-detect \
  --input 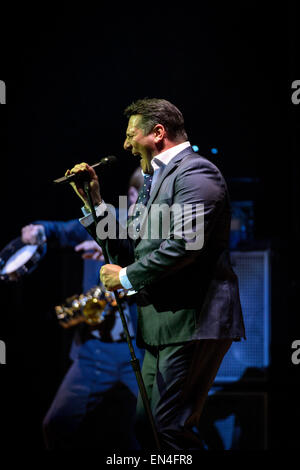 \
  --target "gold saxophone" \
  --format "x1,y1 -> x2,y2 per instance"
55,286 -> 127,329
